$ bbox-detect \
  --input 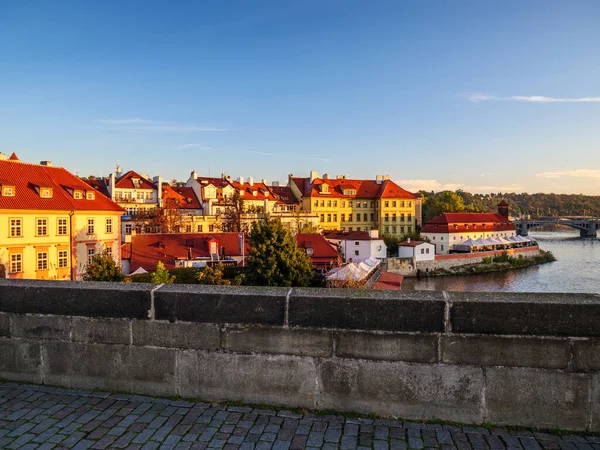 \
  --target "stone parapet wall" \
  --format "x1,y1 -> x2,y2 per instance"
0,280 -> 599,431
387,247 -> 541,276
